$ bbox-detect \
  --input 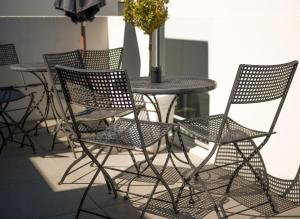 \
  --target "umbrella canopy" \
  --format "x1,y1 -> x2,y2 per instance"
54,0 -> 106,49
